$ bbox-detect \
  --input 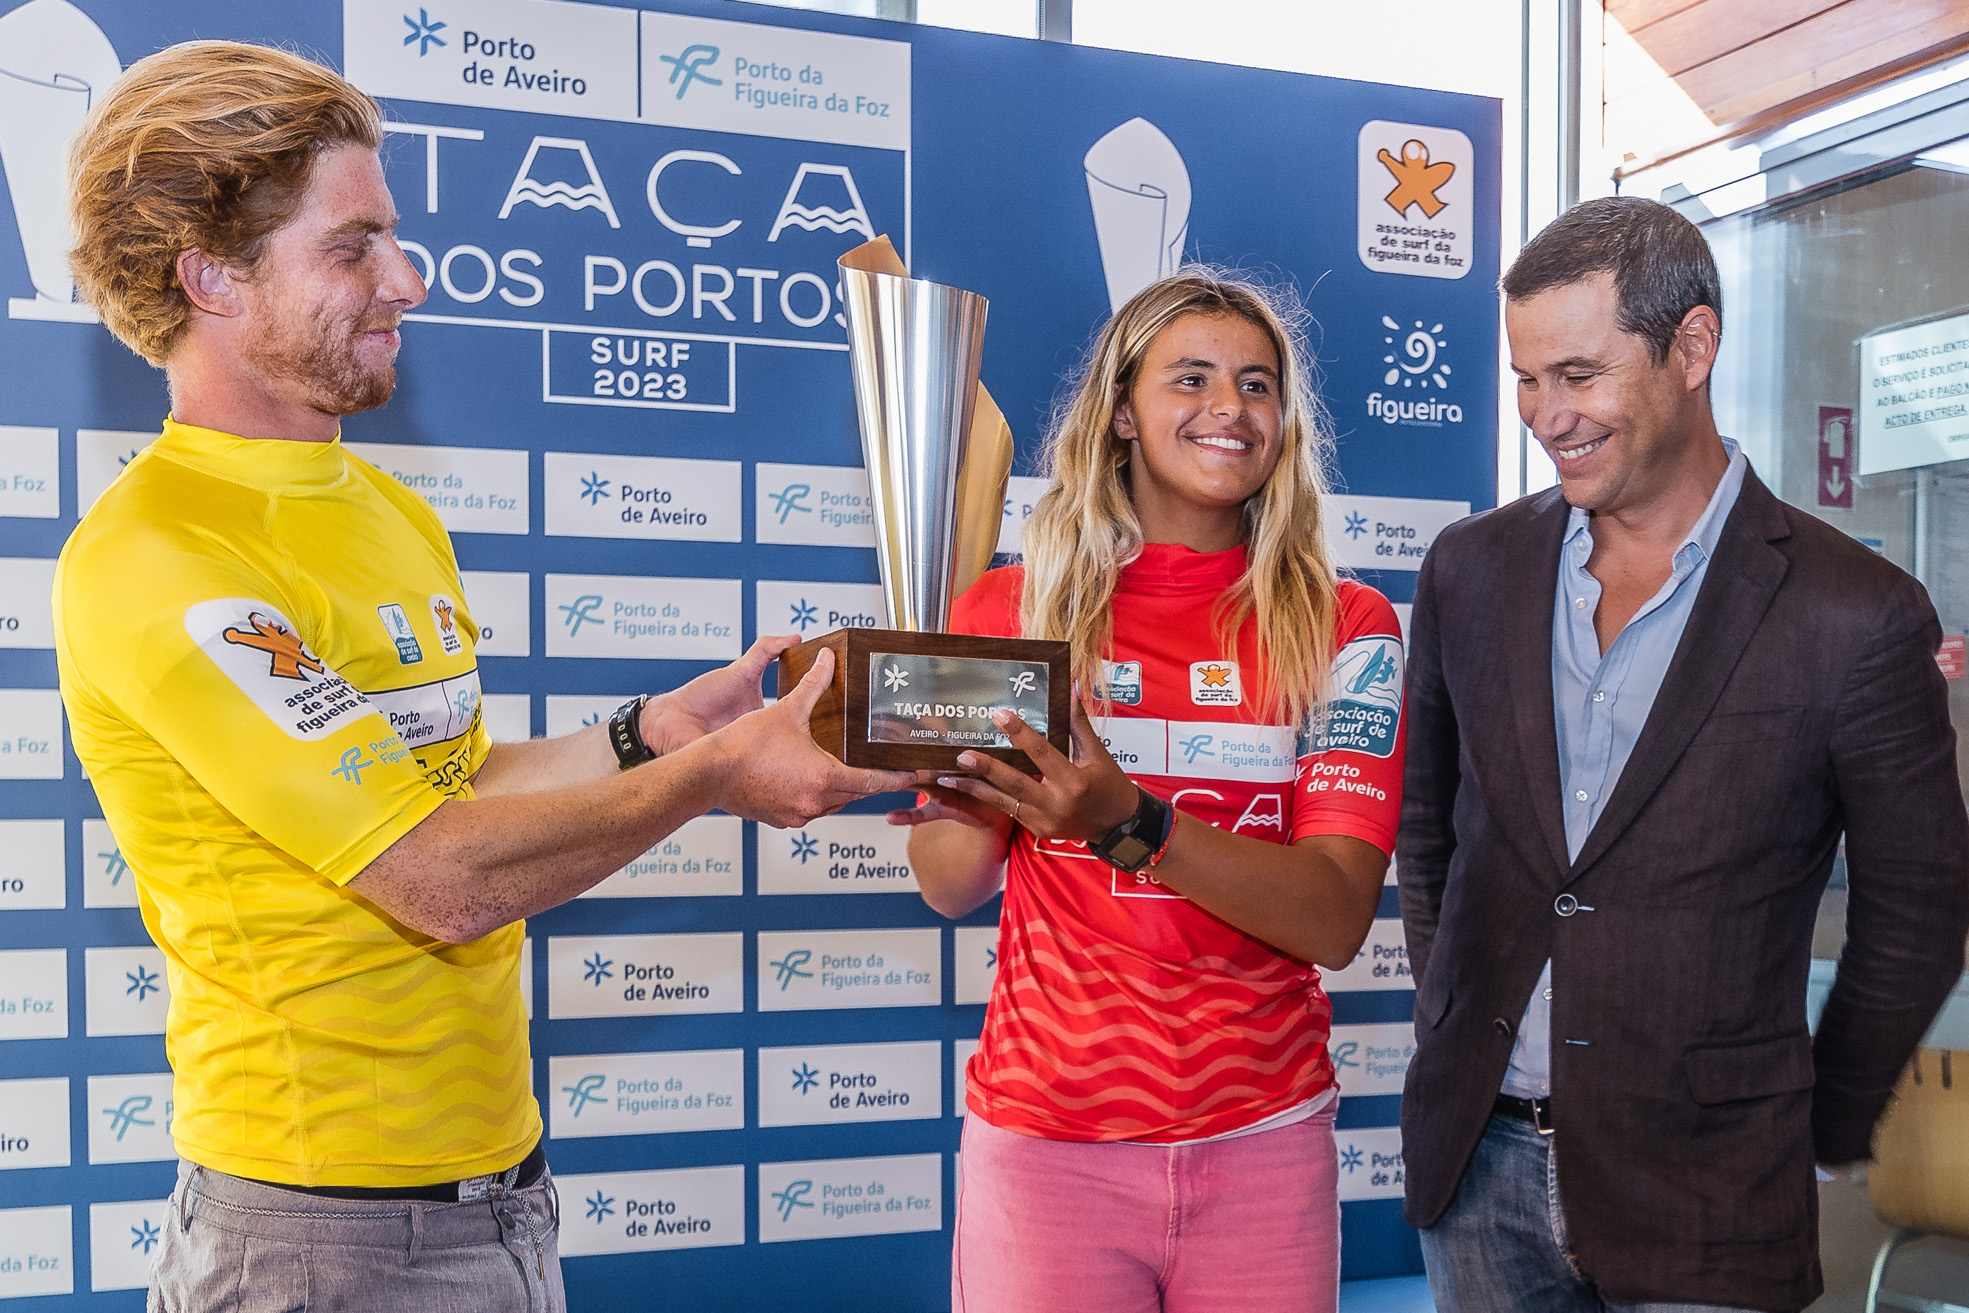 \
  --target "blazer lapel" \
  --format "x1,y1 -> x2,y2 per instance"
1502,490 -> 1573,882
1566,470 -> 1792,882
